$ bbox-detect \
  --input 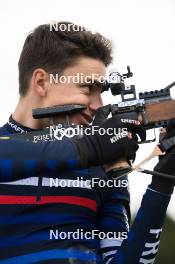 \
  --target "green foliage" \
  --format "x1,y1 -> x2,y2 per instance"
155,216 -> 175,264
